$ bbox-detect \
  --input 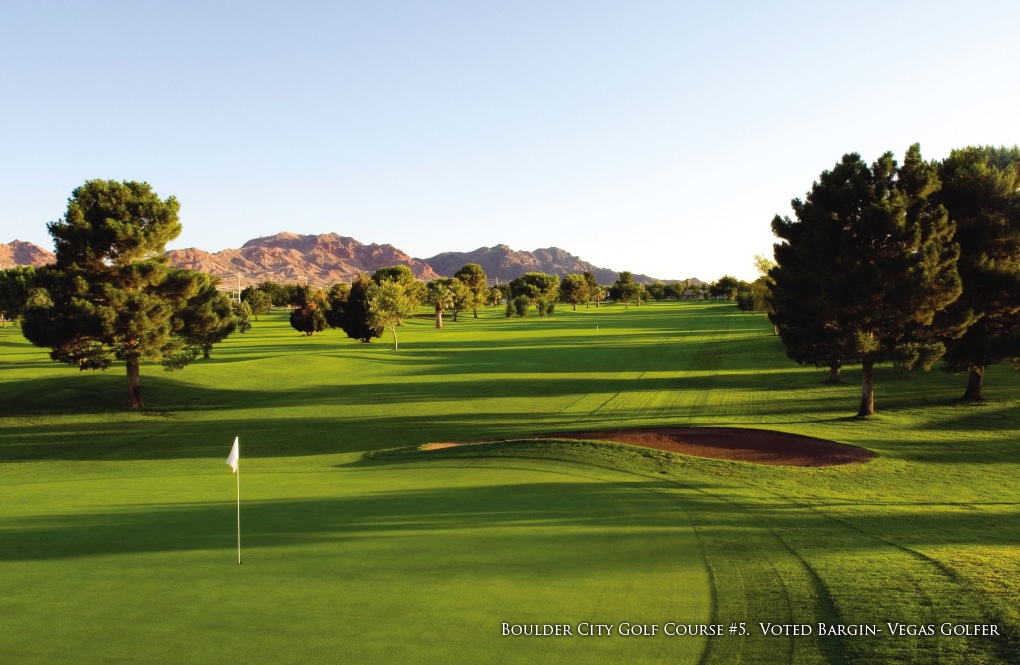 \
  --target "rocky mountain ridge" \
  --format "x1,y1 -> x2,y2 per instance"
2,233 -> 693,286
0,240 -> 55,268
422,245 -> 604,284
165,233 -> 441,286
